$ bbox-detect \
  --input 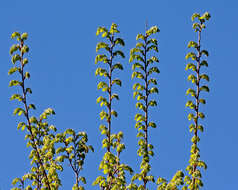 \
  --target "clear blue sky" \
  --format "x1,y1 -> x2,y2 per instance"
0,0 -> 237,189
